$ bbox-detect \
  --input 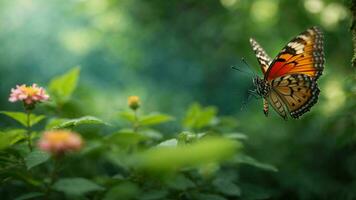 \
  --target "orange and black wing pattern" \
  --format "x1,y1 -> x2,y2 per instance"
270,74 -> 320,119
265,26 -> 324,82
